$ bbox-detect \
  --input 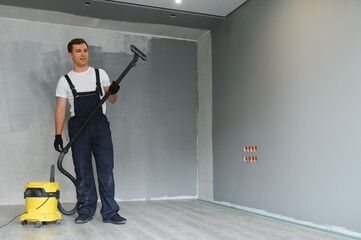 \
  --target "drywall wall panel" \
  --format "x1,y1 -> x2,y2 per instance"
212,0 -> 361,233
197,32 -> 214,201
0,14 -> 197,204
